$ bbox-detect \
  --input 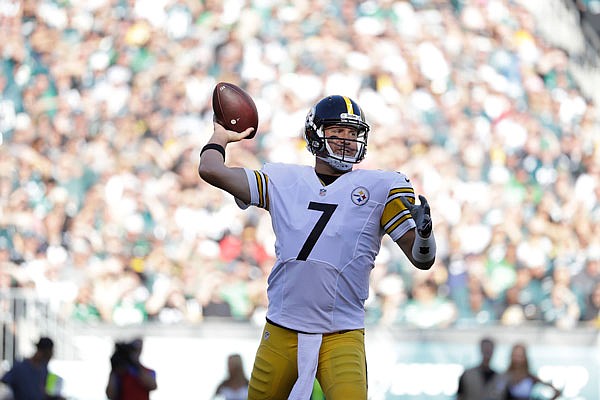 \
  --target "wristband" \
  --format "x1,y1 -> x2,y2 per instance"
412,231 -> 436,263
200,143 -> 225,160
